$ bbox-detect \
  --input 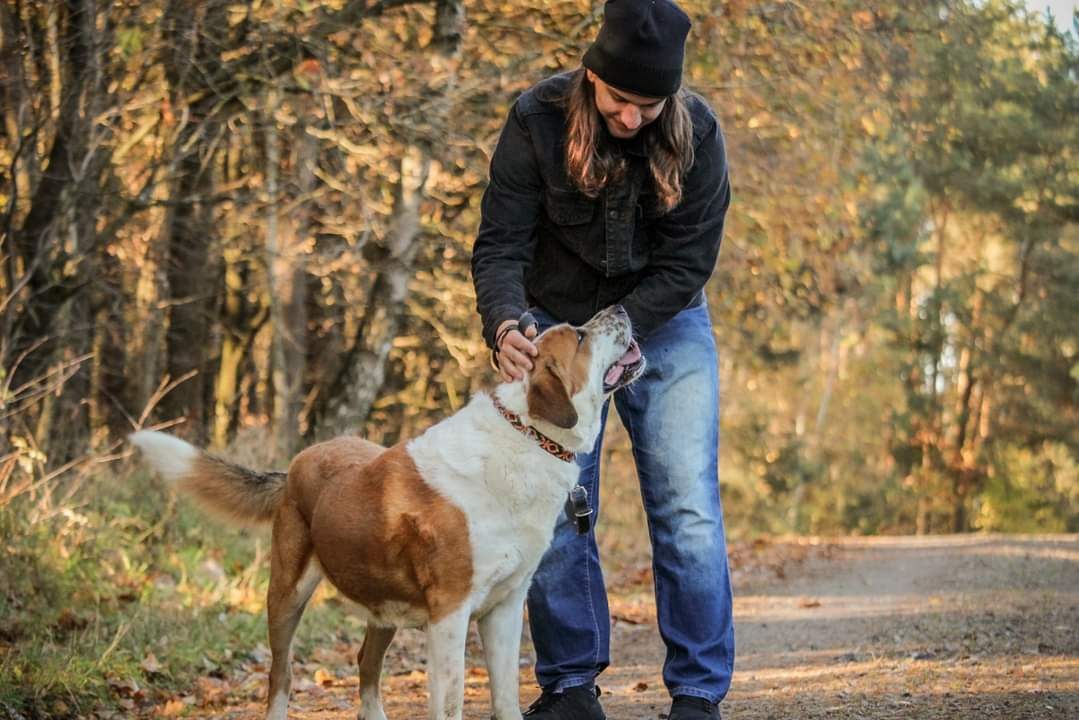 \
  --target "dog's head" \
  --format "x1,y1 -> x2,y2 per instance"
525,305 -> 646,432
